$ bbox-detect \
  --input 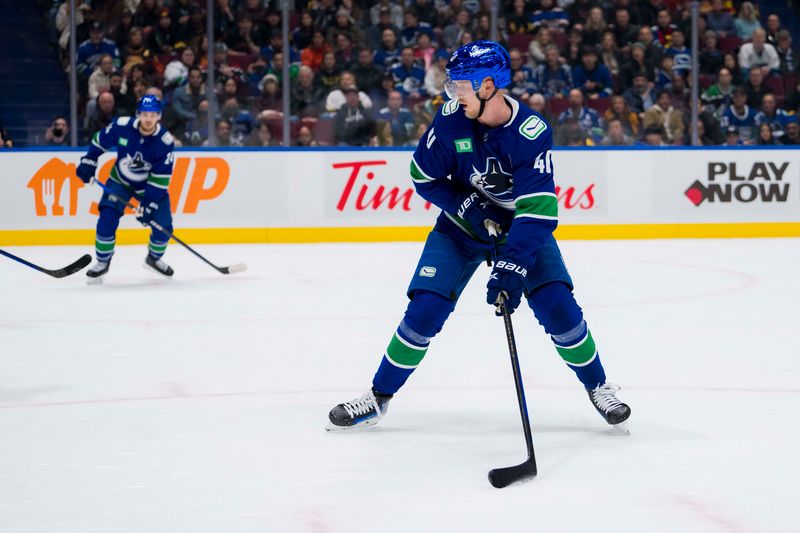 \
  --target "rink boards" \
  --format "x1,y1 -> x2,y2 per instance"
0,146 -> 798,245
